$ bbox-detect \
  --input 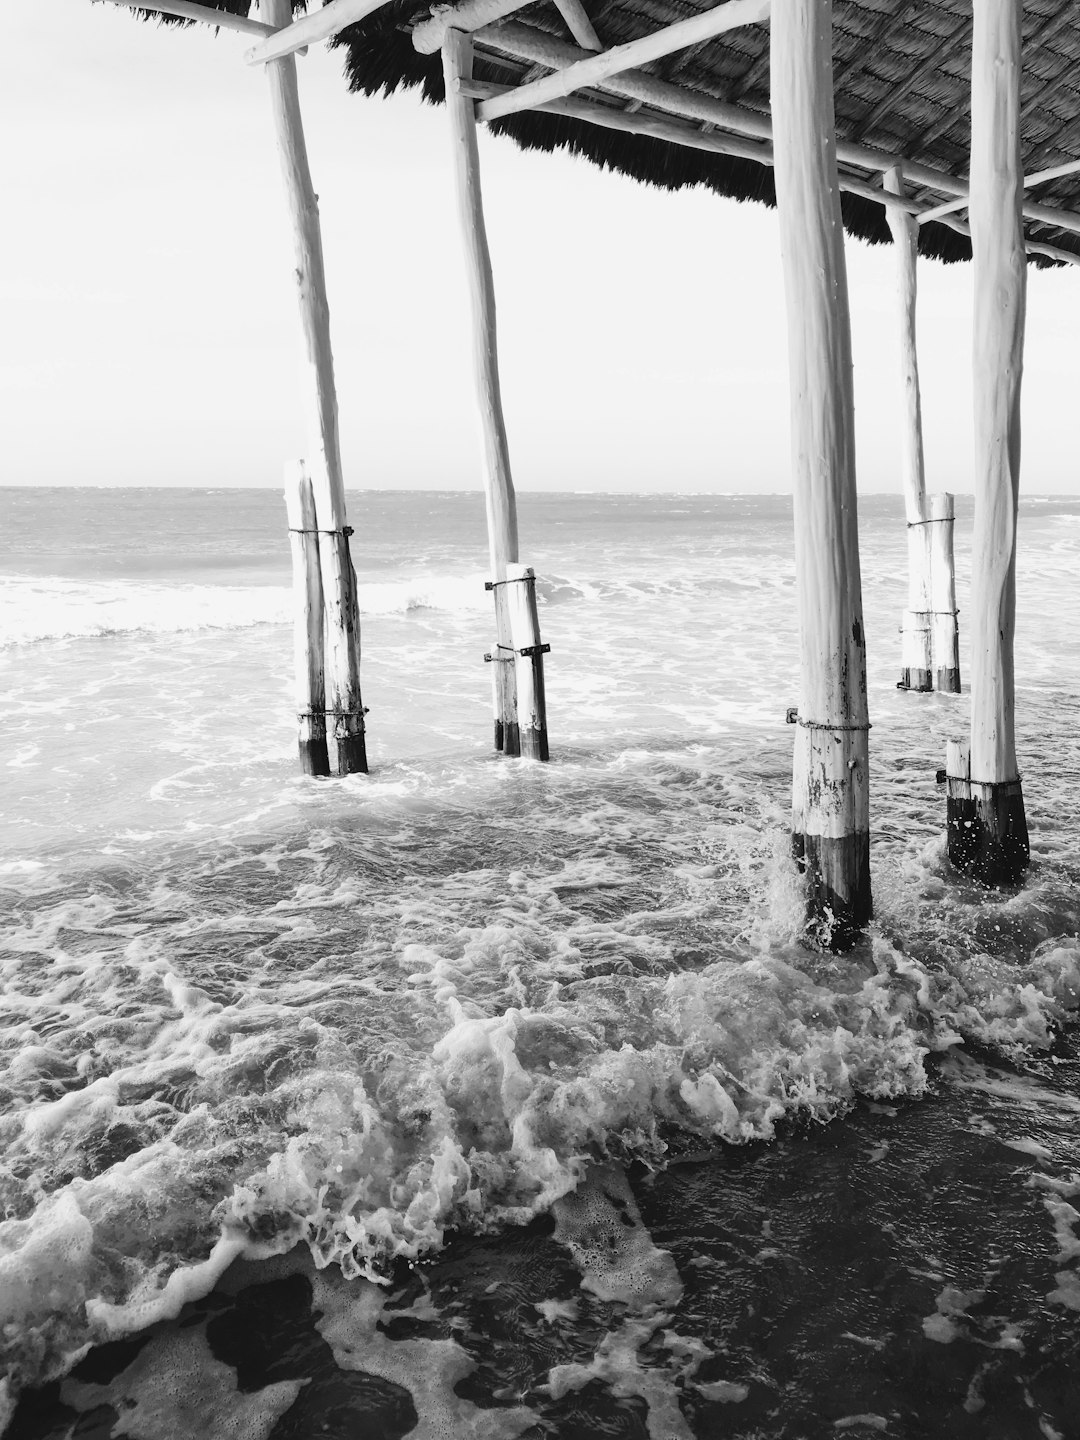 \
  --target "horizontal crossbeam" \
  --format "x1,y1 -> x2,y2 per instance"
476,0 -> 771,123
